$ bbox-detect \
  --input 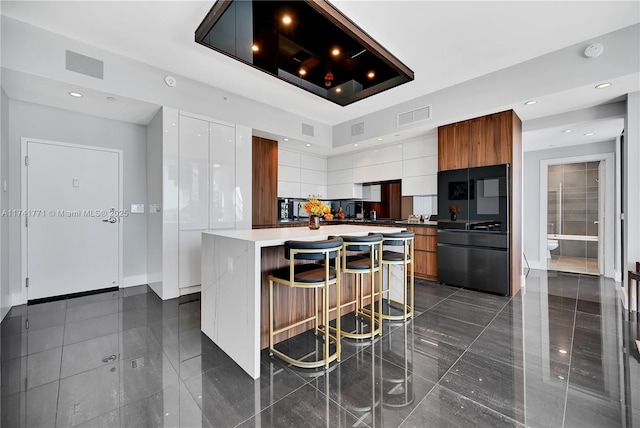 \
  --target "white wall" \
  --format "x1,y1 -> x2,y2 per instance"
1,89 -> 10,319
523,140 -> 616,269
624,91 -> 640,311
146,109 -> 163,296
8,100 -> 151,303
